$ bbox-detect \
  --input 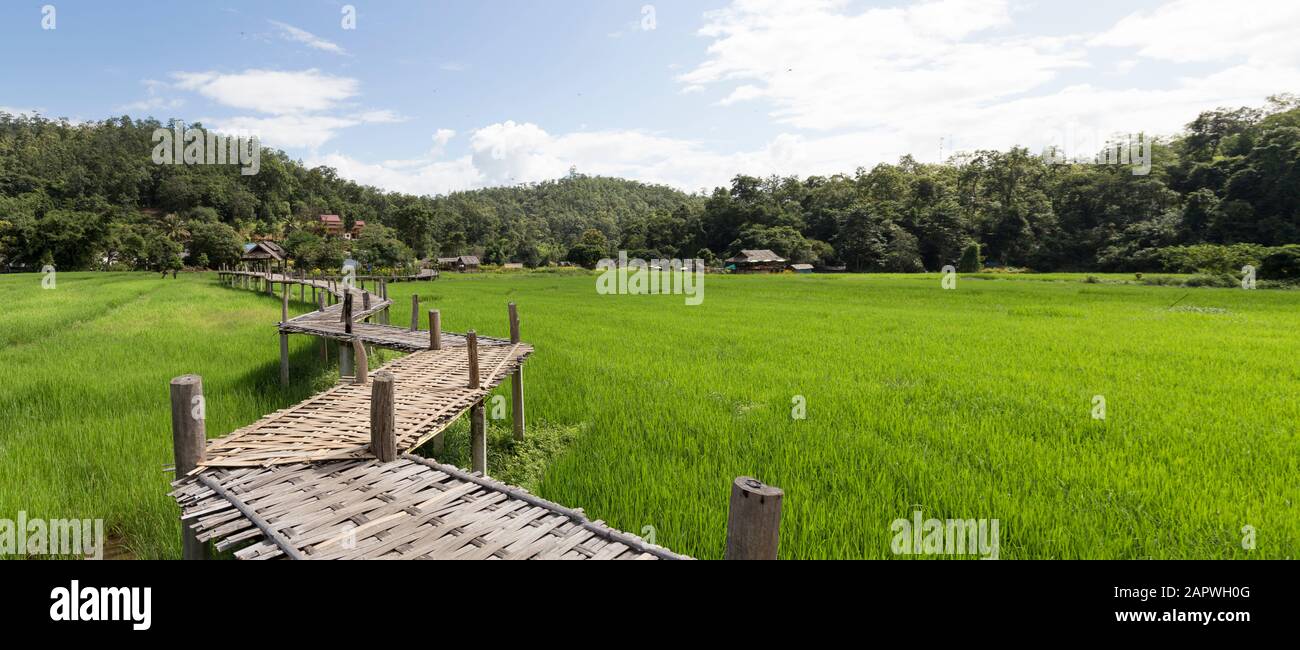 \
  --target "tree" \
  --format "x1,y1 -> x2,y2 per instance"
186,221 -> 242,268
352,224 -> 413,270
